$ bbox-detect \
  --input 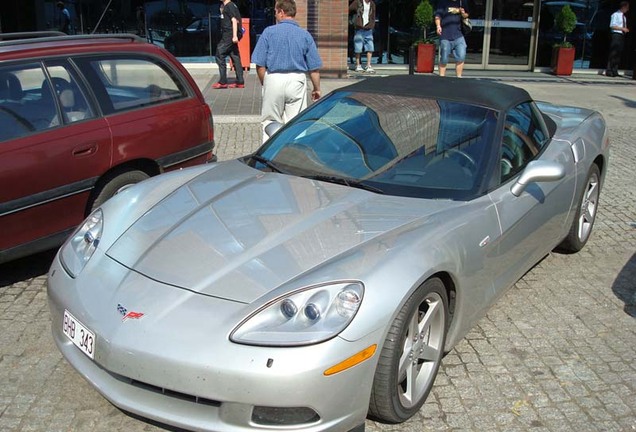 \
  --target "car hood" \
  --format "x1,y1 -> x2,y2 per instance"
107,160 -> 453,303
